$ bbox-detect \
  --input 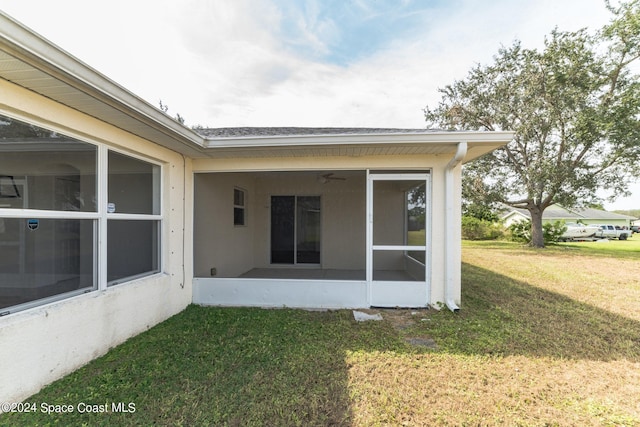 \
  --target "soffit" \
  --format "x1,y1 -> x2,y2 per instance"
202,144 -> 453,158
